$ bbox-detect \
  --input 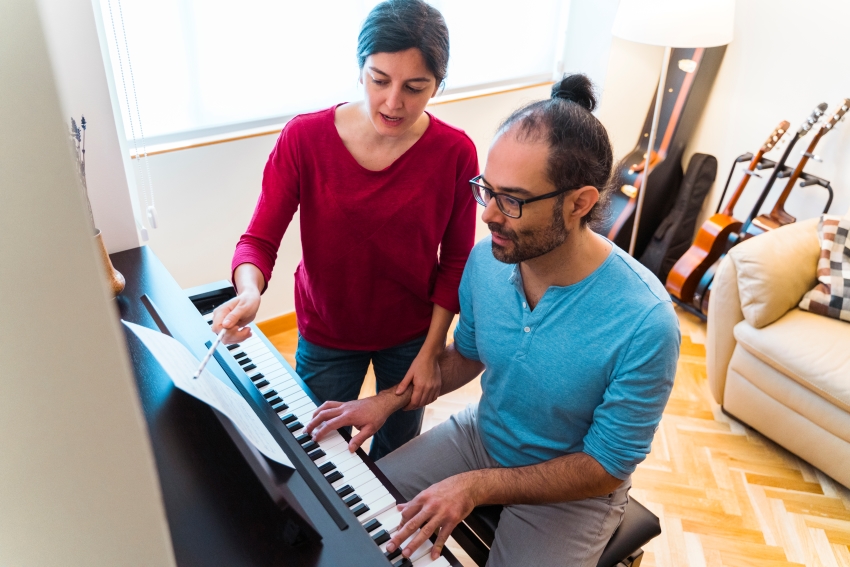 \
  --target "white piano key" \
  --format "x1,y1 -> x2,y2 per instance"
256,367 -> 289,381
337,462 -> 374,487
359,493 -> 397,522
331,461 -> 370,486
315,450 -> 359,471
408,540 -> 434,563
214,326 -> 415,558
246,352 -> 276,367
314,435 -> 347,455
374,509 -> 403,534
353,477 -> 385,500
415,555 -> 449,567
